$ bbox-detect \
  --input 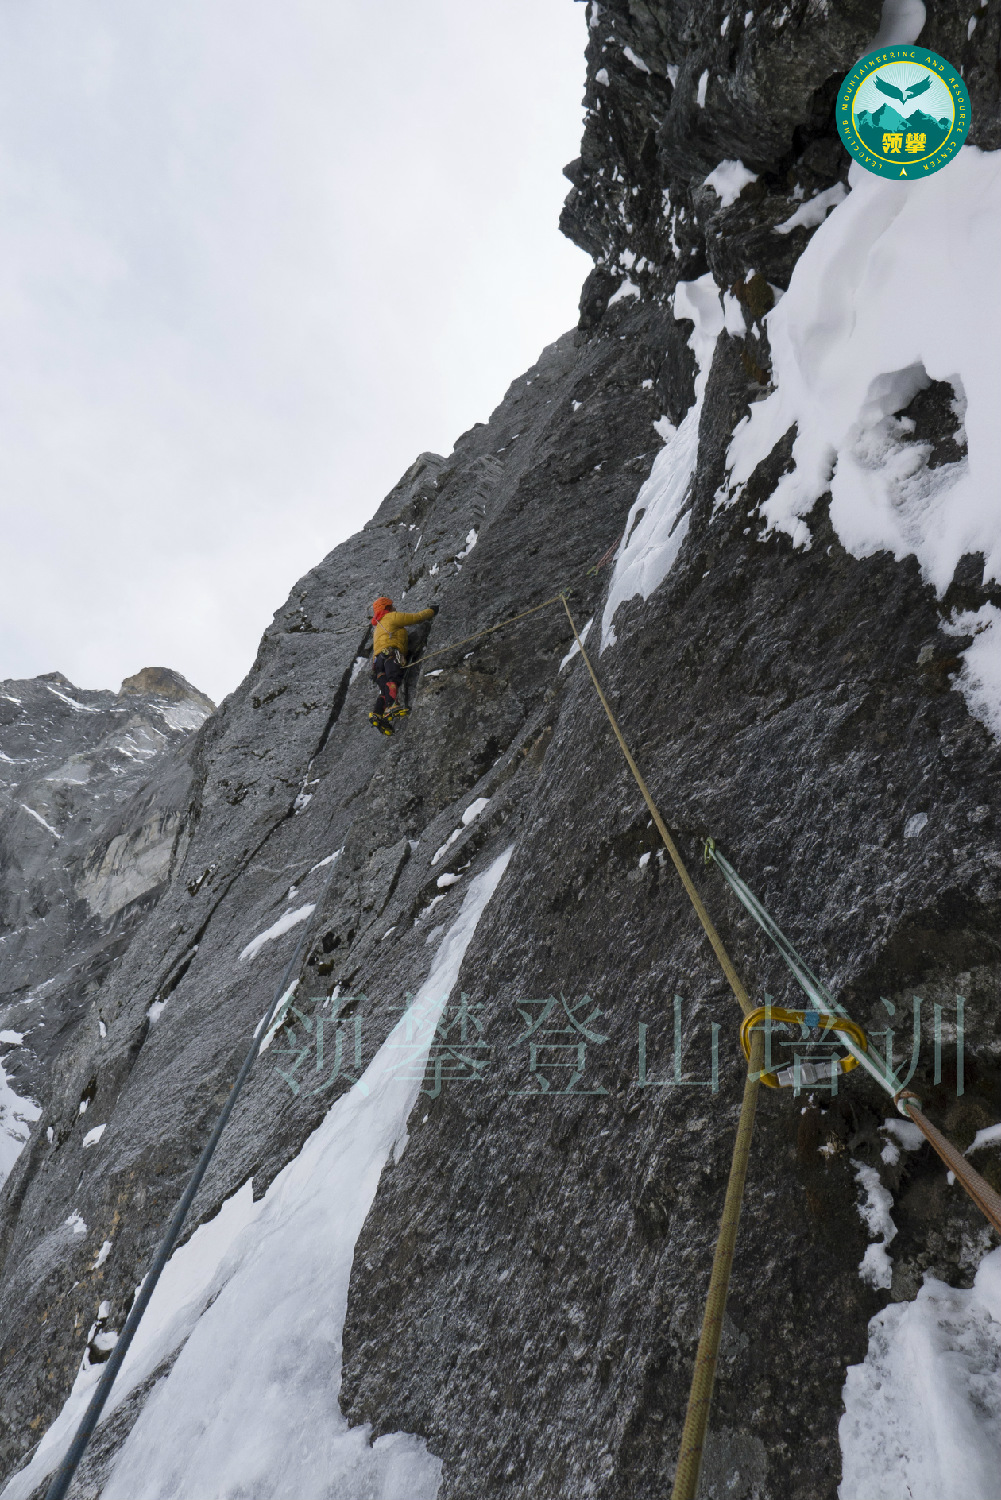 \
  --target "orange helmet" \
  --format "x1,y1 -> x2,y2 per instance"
371,596 -> 393,620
